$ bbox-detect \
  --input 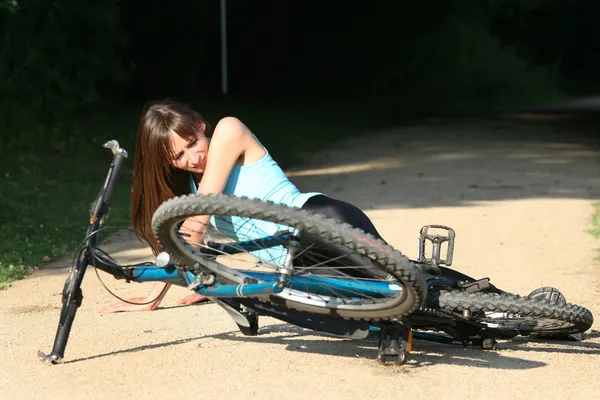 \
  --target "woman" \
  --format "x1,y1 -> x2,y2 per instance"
100,99 -> 388,313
